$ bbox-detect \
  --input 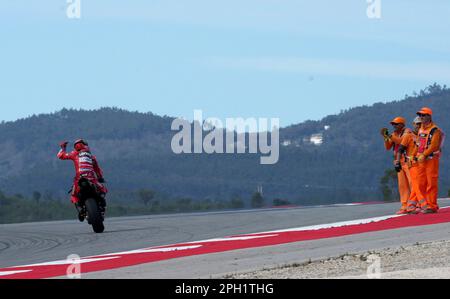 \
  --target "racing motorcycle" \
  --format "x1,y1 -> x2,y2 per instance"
74,177 -> 106,233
